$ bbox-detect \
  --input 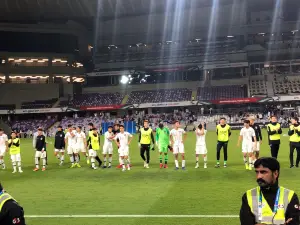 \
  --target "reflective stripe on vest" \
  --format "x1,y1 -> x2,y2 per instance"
267,124 -> 281,140
289,125 -> 300,142
246,186 -> 294,225
0,193 -> 13,212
